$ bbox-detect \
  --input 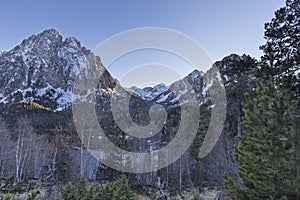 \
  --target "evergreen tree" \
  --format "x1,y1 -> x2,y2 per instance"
61,175 -> 134,200
259,0 -> 299,96
74,178 -> 88,200
82,185 -> 102,200
62,178 -> 88,200
225,1 -> 300,199
112,175 -> 135,200
259,1 -> 300,198
224,82 -> 299,199
190,102 -> 211,187
98,175 -> 134,200
98,181 -> 116,200
61,183 -> 76,200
